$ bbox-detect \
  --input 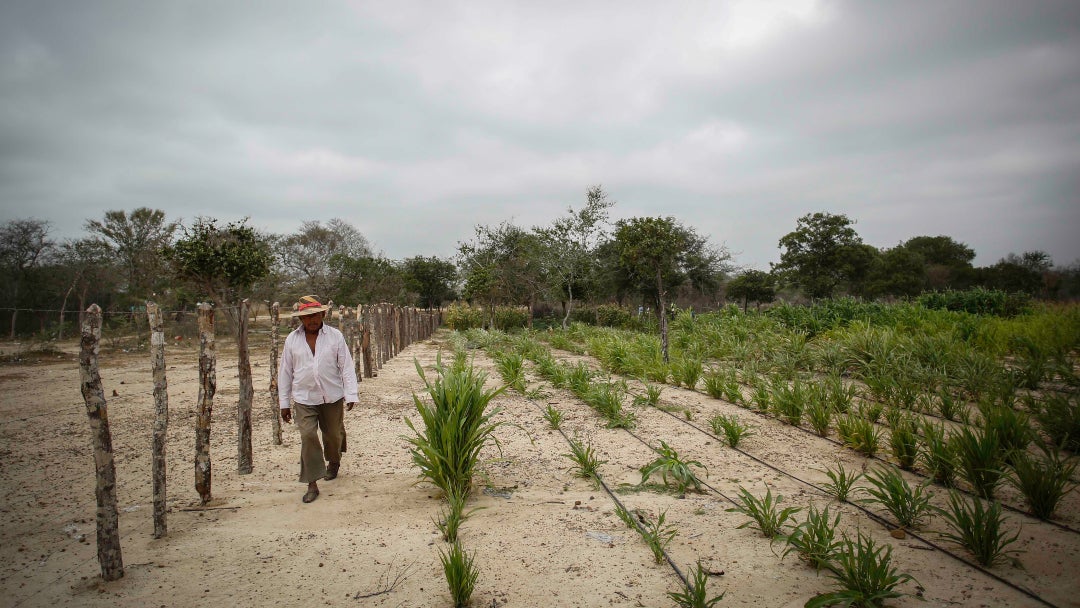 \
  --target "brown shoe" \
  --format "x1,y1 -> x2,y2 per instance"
323,462 -> 340,481
302,487 -> 319,503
